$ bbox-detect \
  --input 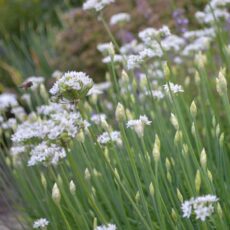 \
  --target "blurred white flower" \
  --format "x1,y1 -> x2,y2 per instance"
33,218 -> 49,229
110,12 -> 131,25
96,223 -> 116,230
0,93 -> 18,112
83,0 -> 115,12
